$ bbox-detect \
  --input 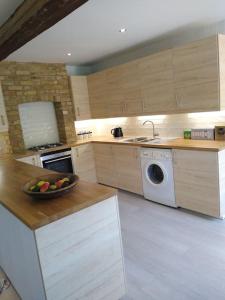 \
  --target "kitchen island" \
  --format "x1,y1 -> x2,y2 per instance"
0,159 -> 126,300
